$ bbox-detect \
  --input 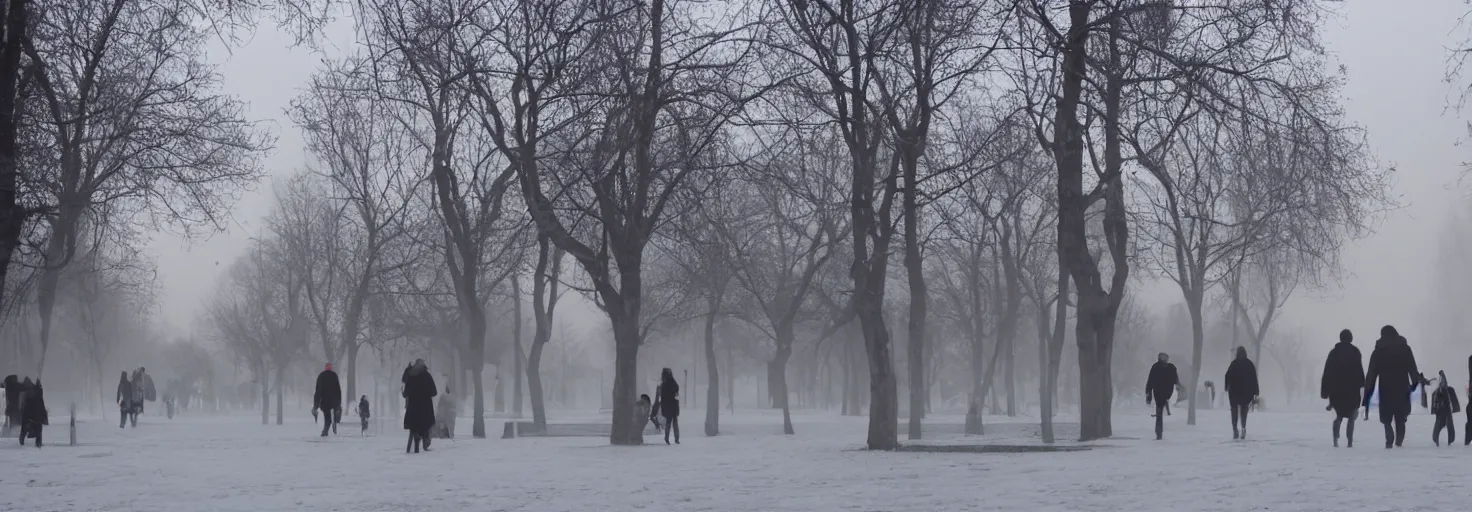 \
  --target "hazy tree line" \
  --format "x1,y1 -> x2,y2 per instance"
0,0 -> 1399,449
